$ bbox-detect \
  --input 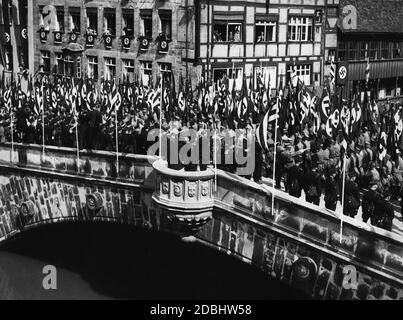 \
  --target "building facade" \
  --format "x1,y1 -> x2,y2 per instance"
337,0 -> 403,98
0,0 -> 30,77
32,0 -> 196,85
195,0 -> 339,92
